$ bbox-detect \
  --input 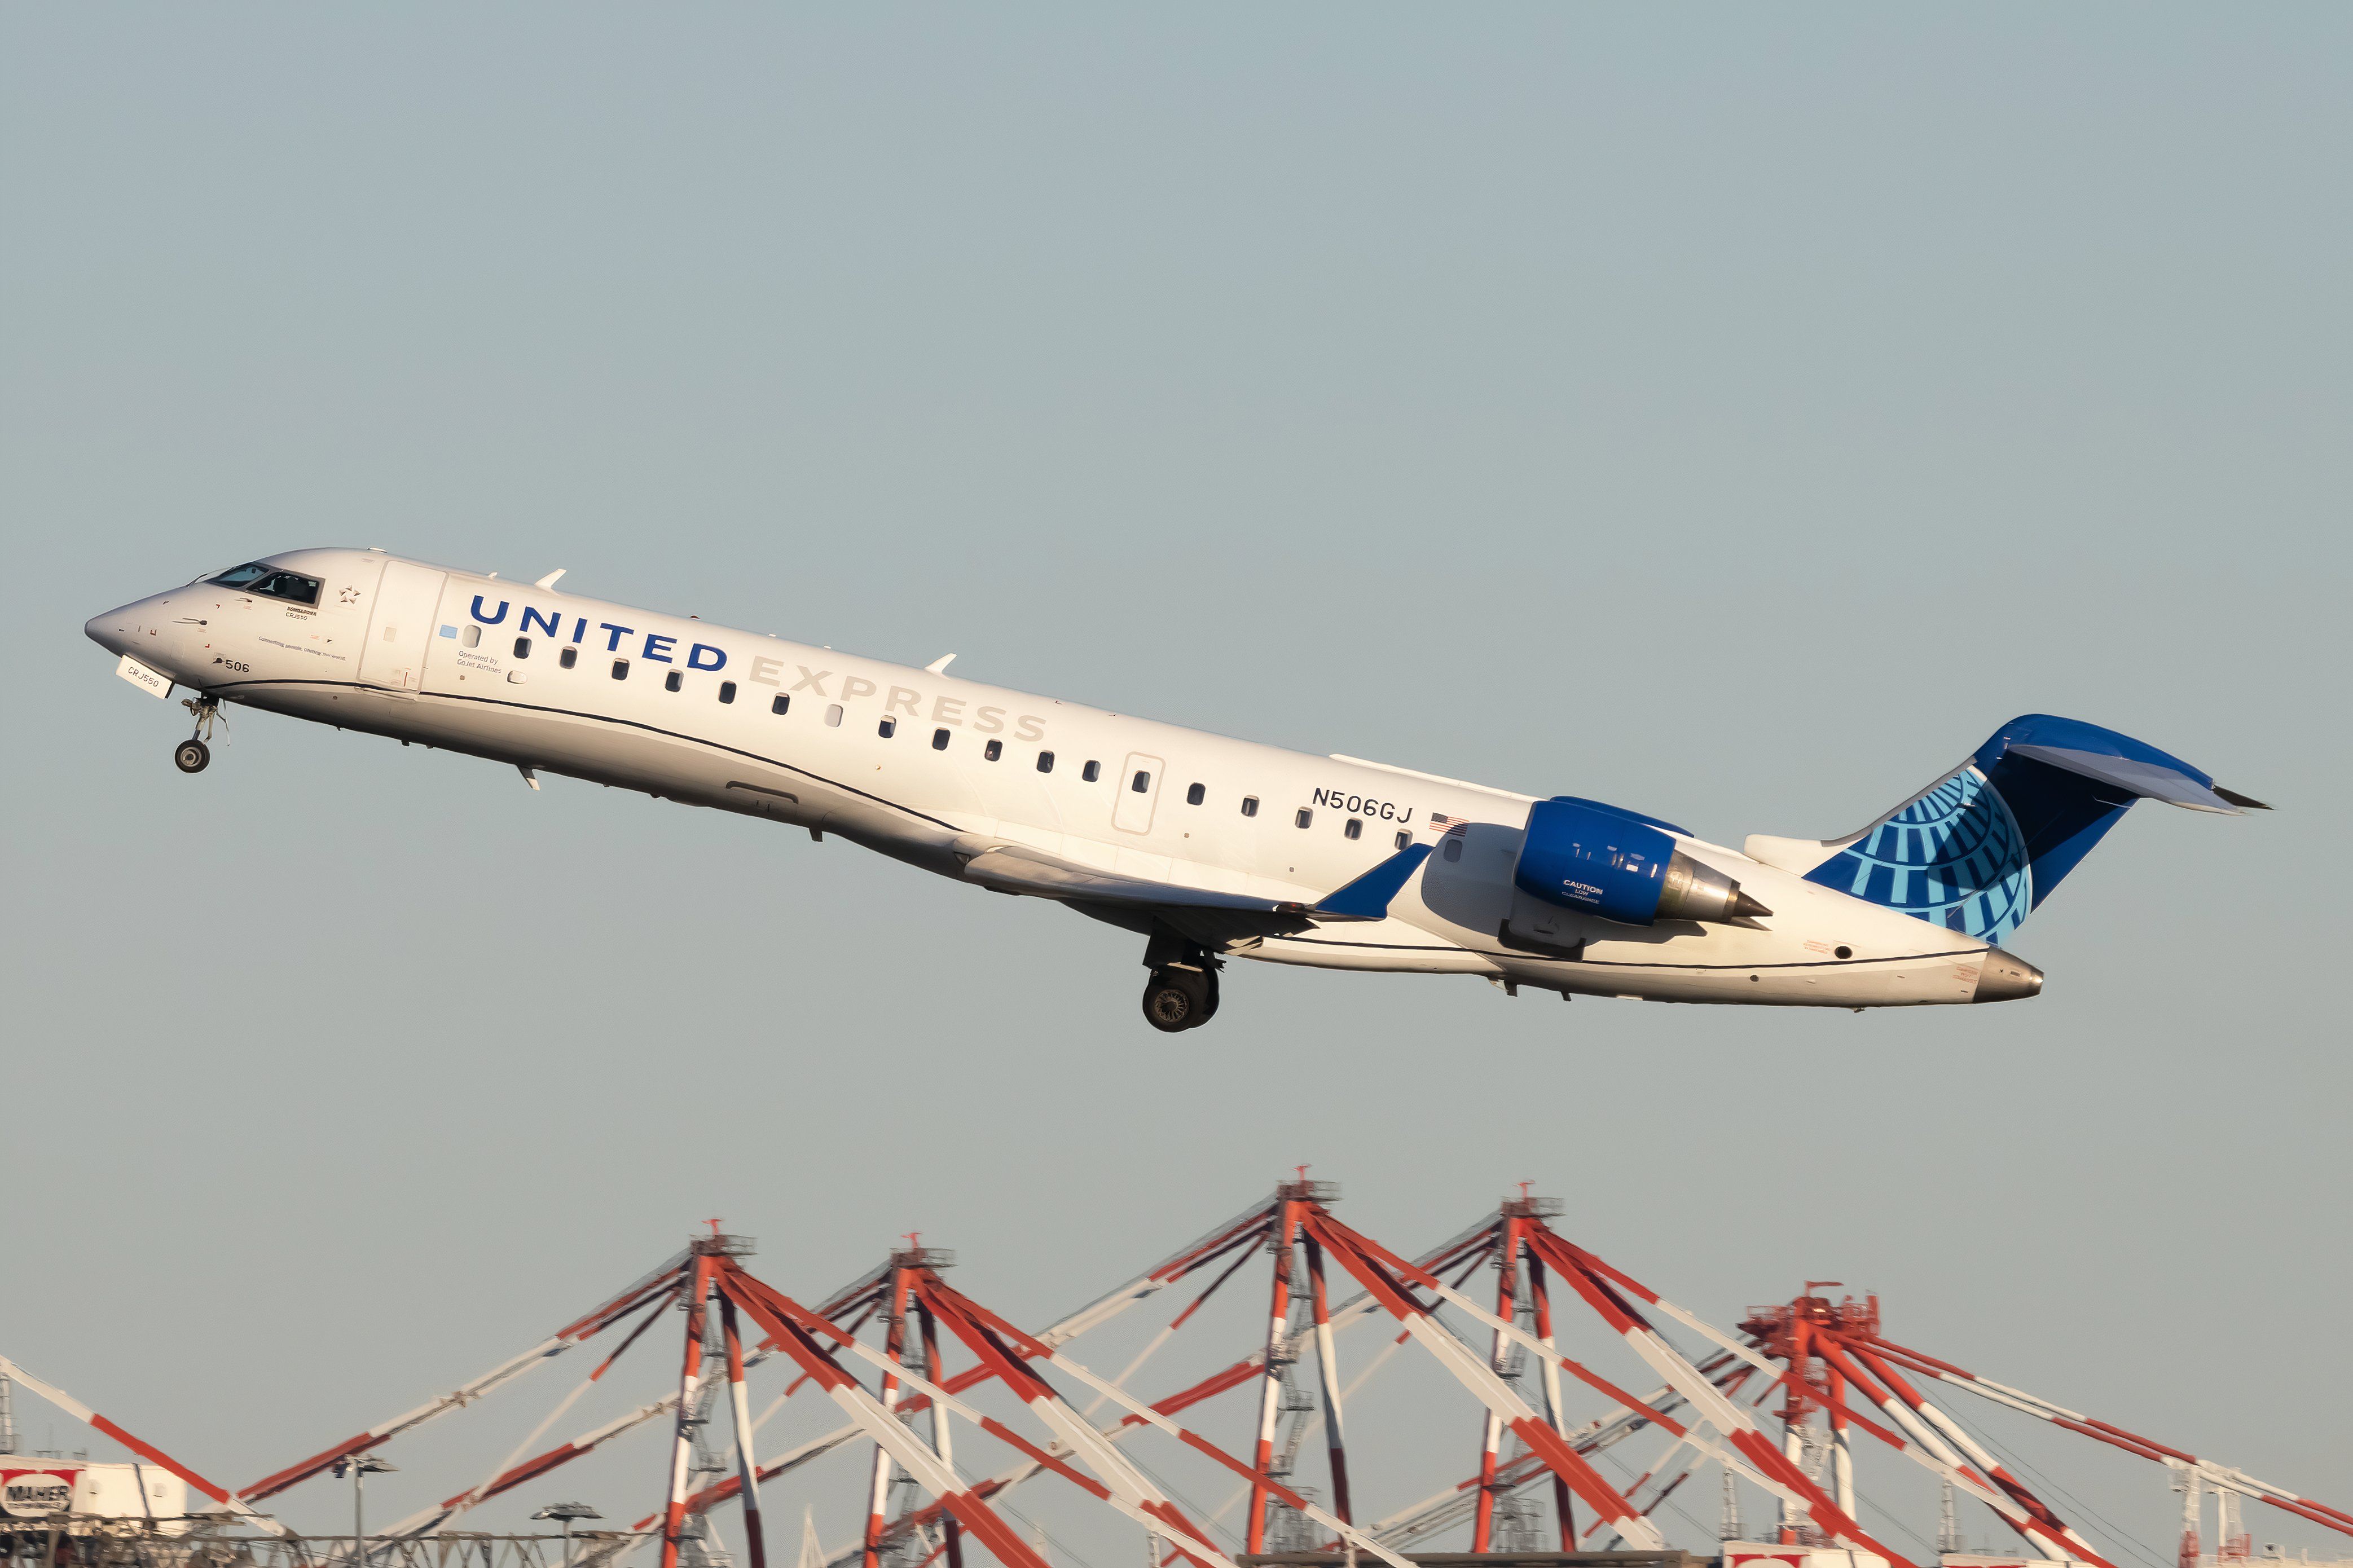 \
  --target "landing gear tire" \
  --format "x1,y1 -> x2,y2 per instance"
1190,968 -> 1220,1027
1142,966 -> 1210,1033
177,694 -> 222,771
